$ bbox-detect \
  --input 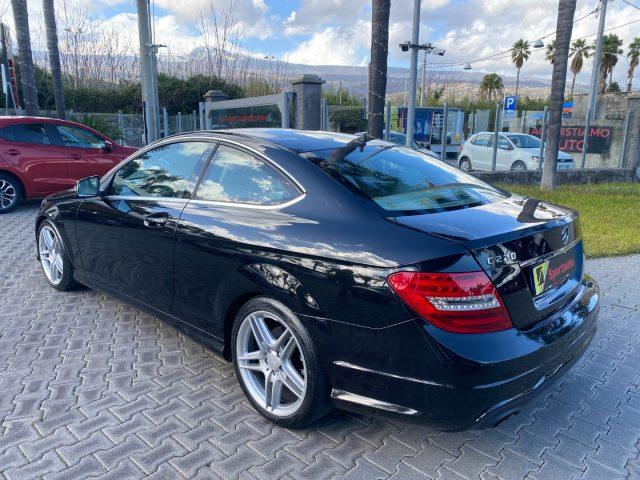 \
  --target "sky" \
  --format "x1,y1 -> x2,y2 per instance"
1,0 -> 639,86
